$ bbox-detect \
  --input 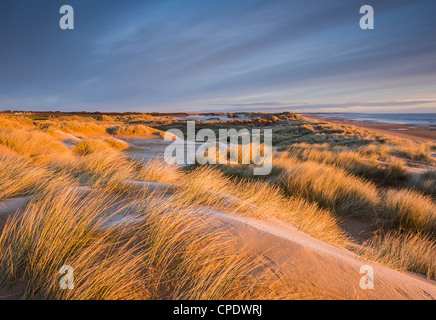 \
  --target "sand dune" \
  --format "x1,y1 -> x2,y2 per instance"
3,179 -> 433,300
1,114 -> 435,300
209,213 -> 436,299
